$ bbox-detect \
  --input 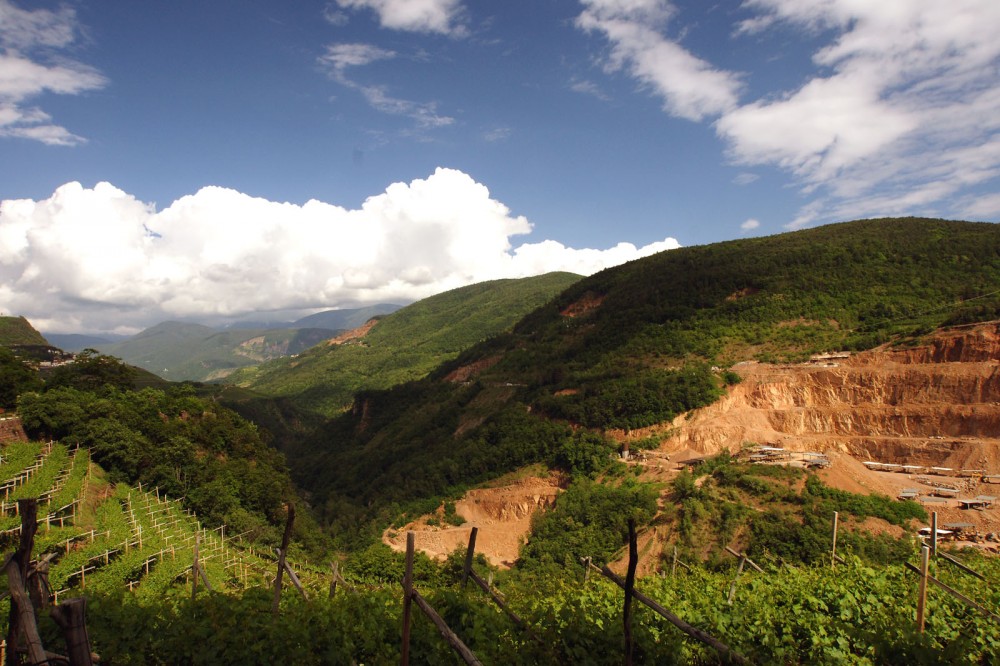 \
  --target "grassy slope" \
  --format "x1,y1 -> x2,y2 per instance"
292,218 -> 1000,540
232,271 -> 583,416
0,316 -> 49,346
